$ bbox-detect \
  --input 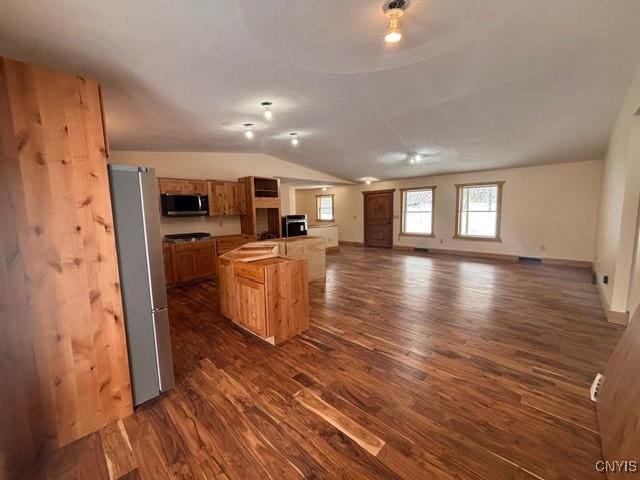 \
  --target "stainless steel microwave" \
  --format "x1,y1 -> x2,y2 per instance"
160,193 -> 209,216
